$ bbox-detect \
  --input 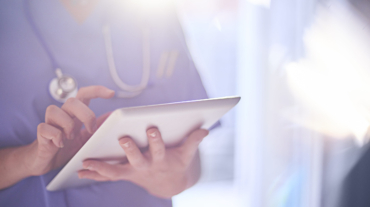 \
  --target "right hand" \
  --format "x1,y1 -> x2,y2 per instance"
23,86 -> 115,176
